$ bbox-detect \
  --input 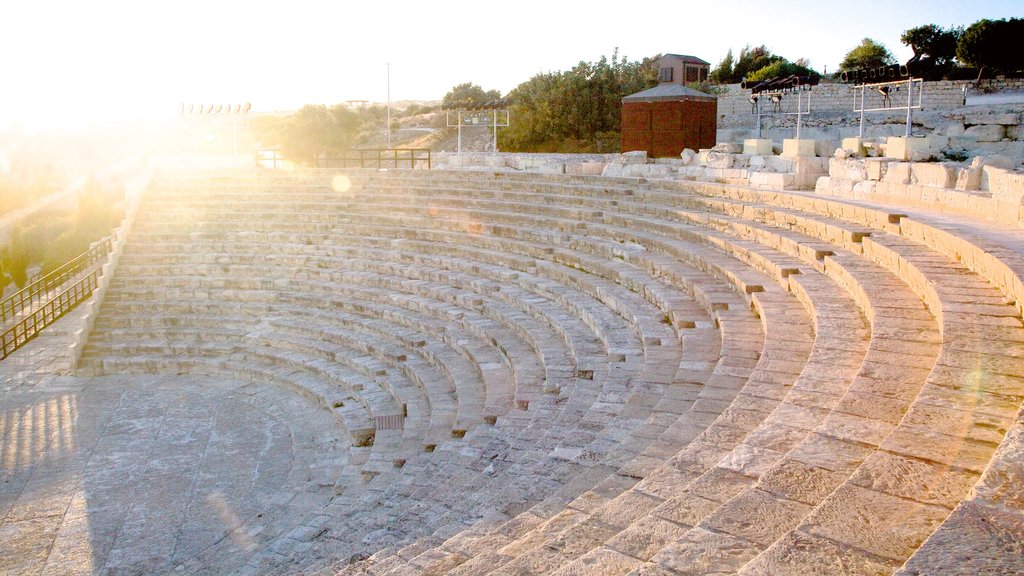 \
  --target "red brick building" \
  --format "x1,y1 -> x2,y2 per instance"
621,84 -> 717,158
